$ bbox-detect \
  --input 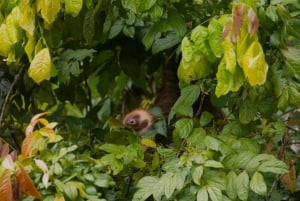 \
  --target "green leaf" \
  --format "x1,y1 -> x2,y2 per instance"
200,111 -> 214,127
168,9 -> 187,37
65,0 -> 83,17
245,154 -> 276,171
99,144 -> 126,156
286,18 -> 300,38
192,166 -> 204,185
250,171 -> 267,195
64,182 -> 78,200
109,20 -> 124,39
162,172 -> 176,199
187,128 -> 206,149
197,186 -> 208,201
239,100 -> 257,124
136,0 -> 156,12
266,5 -> 279,22
278,88 -> 289,110
239,41 -> 269,86
83,8 -> 95,44
257,160 -> 288,174
226,171 -> 237,200
133,176 -> 159,201
36,0 -> 61,25
94,174 -> 115,188
174,118 -> 193,139
204,160 -> 224,168
205,136 -> 221,151
207,186 -> 222,201
169,85 -> 200,121
28,48 -> 52,84
152,32 -> 181,54
281,47 -> 300,80
236,171 -> 249,201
